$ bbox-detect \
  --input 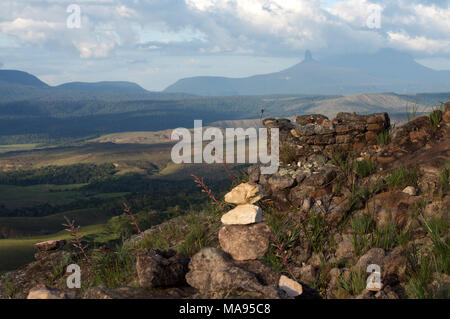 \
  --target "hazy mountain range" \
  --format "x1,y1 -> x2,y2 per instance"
164,49 -> 450,96
0,50 -> 448,143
